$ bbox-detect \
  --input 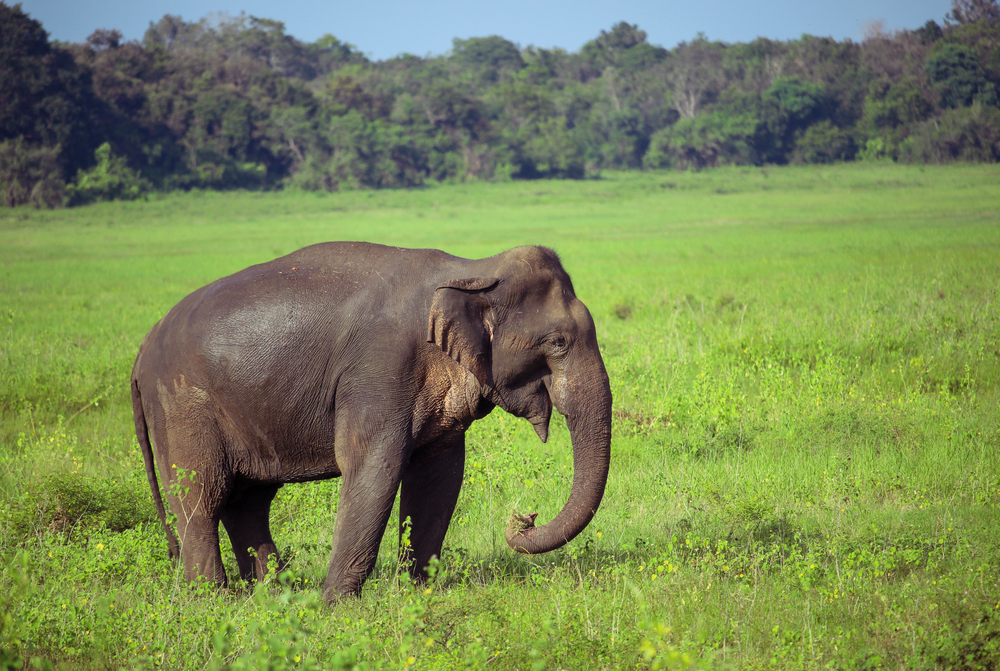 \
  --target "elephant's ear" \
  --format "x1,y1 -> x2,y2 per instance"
427,277 -> 499,386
